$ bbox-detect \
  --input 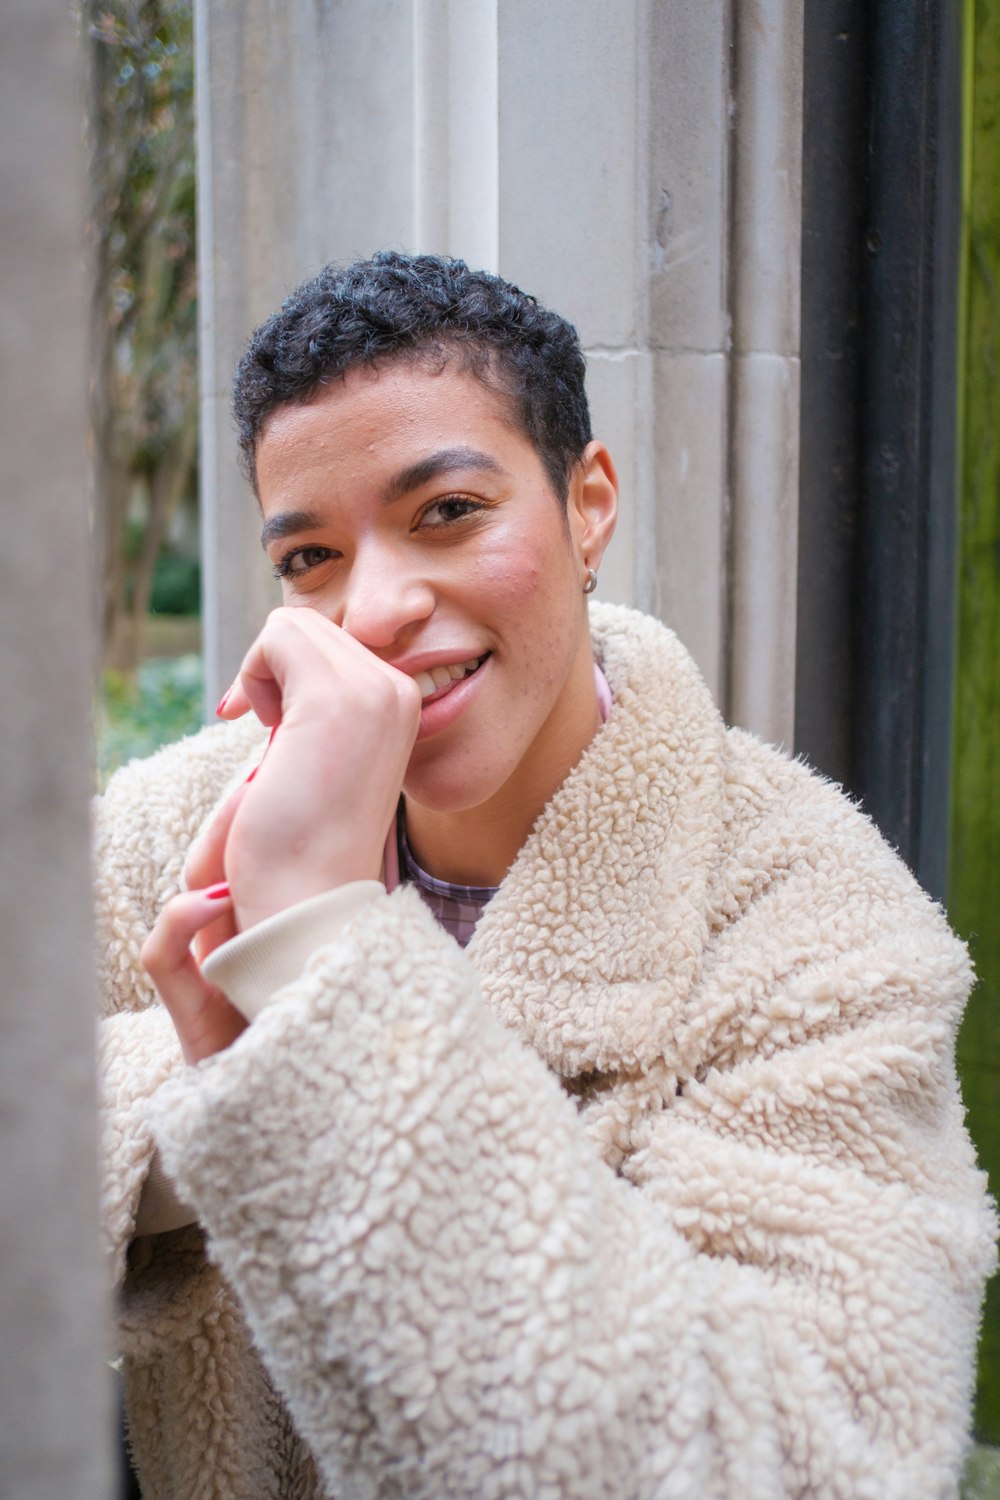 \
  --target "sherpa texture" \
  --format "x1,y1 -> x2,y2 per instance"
95,604 -> 997,1500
